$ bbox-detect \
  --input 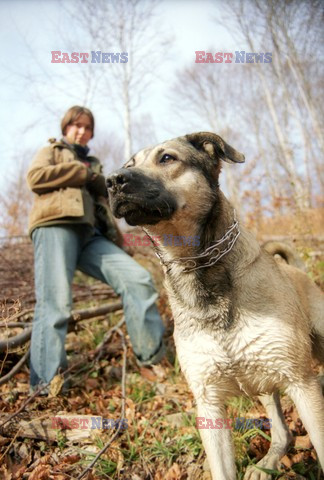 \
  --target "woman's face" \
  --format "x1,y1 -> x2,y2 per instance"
65,113 -> 93,146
